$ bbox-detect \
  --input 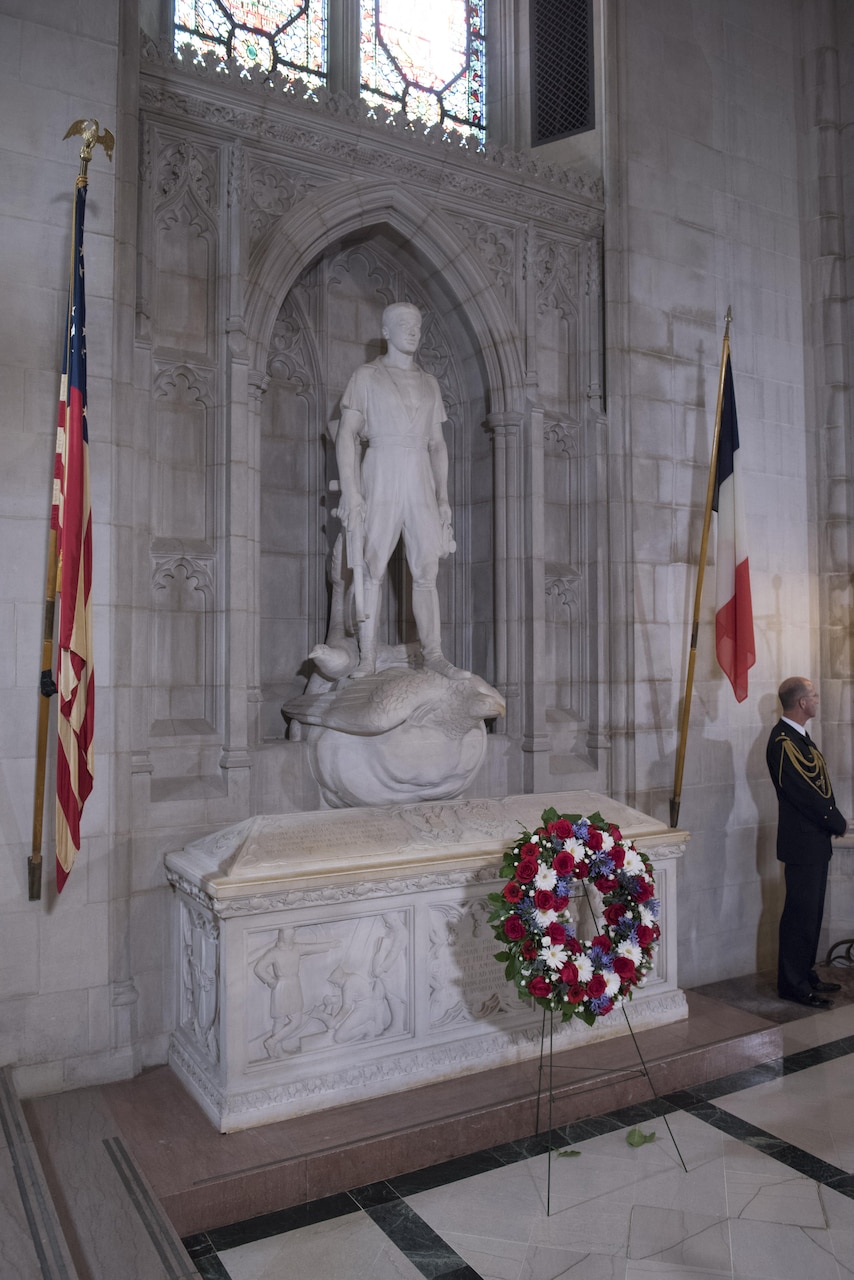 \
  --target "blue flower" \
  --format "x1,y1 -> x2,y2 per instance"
588,945 -> 614,970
